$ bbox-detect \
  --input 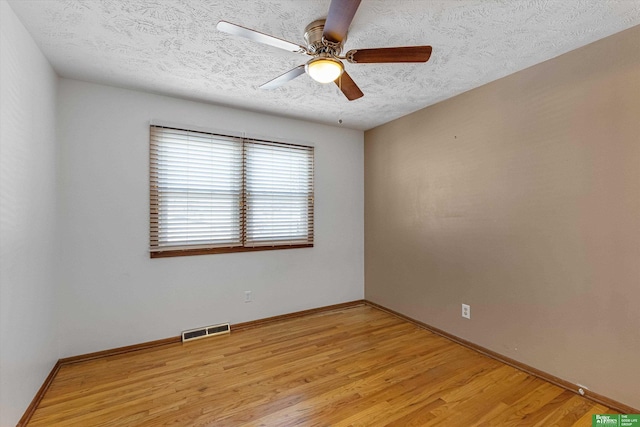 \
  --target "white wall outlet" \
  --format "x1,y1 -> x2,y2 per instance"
244,290 -> 252,303
462,304 -> 470,319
